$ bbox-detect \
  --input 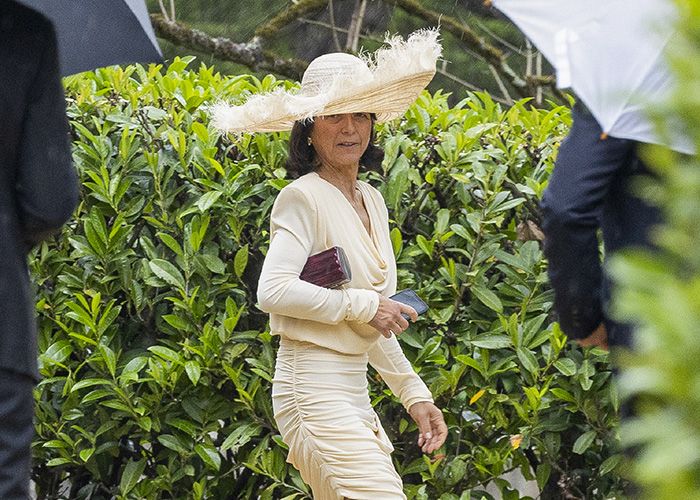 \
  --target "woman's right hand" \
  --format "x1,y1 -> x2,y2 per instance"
368,294 -> 418,338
